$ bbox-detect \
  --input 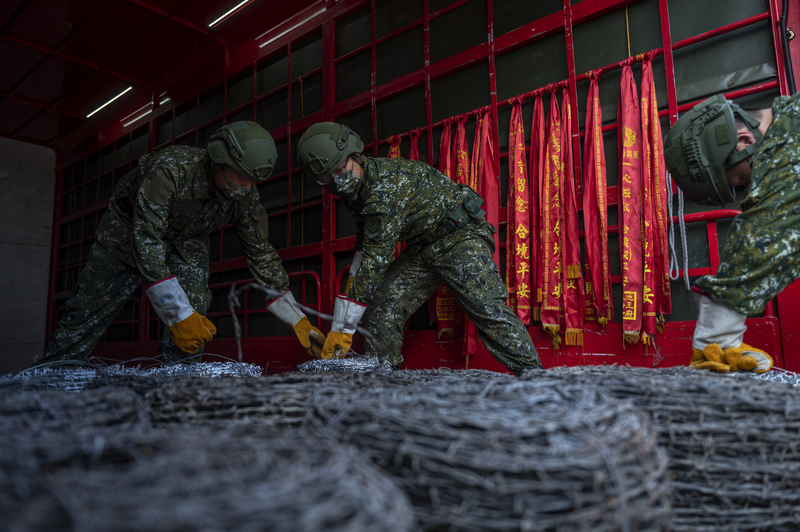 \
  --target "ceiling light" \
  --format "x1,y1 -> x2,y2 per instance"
258,7 -> 325,48
122,97 -> 171,128
209,0 -> 253,28
87,87 -> 133,118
